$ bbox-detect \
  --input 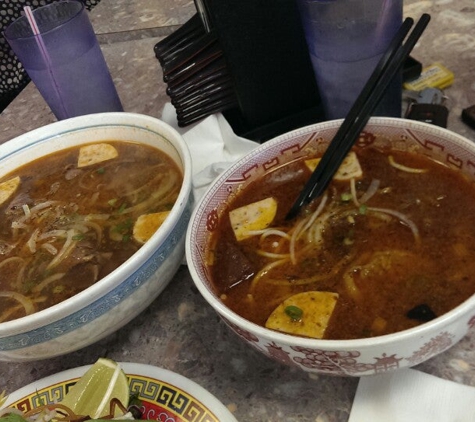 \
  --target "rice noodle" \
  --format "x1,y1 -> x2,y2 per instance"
26,228 -> 40,253
16,201 -> 60,223
289,194 -> 328,264
256,250 -> 290,259
41,243 -> 58,255
389,155 -> 428,173
343,268 -> 363,303
70,223 -> 91,234
0,256 -> 24,271
358,179 -> 380,204
307,211 -> 331,245
38,229 -> 68,241
81,220 -> 103,244
85,214 -> 110,221
0,257 -> 26,290
264,253 -> 353,286
300,194 -> 328,236
259,229 -> 291,241
265,271 -> 335,286
122,171 -> 179,215
0,291 -> 35,319
289,217 -> 310,265
22,204 -> 30,218
367,206 -> 420,244
0,305 -> 24,323
46,229 -> 77,269
350,178 -> 381,207
243,228 -> 291,240
32,272 -> 66,293
120,163 -> 166,197
250,258 -> 288,291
